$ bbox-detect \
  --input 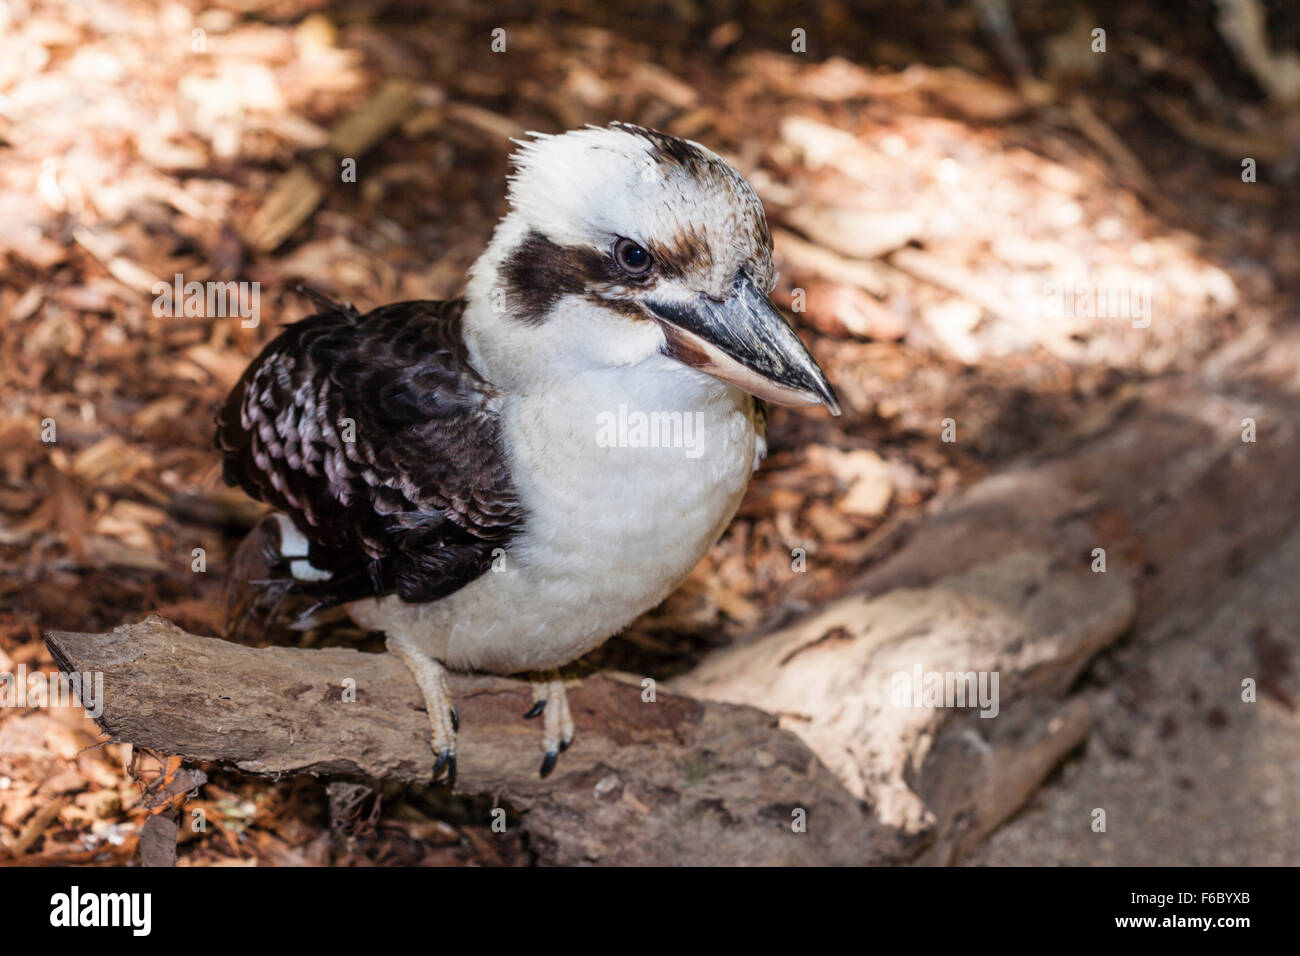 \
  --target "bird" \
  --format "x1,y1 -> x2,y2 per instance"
216,122 -> 839,786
